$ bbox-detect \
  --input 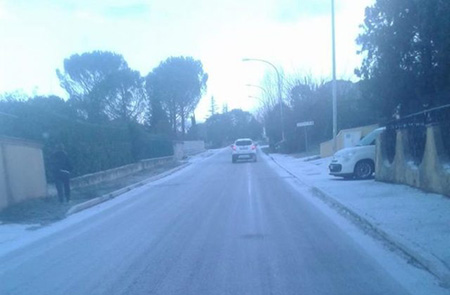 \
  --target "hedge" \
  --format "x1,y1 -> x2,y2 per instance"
0,100 -> 173,181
